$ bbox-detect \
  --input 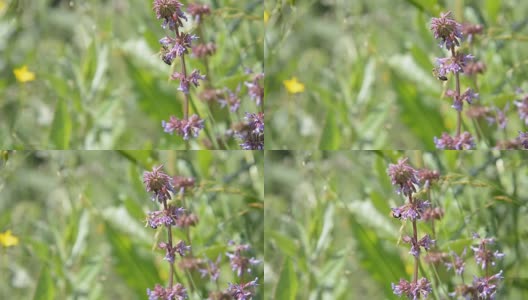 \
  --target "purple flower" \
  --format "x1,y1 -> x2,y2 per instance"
430,11 -> 463,49
226,242 -> 261,277
189,69 -> 205,88
171,70 -> 205,94
434,132 -> 475,150
143,165 -> 175,202
172,33 -> 198,57
391,200 -> 430,221
387,158 -> 419,197
435,53 -> 473,77
174,240 -> 191,257
444,249 -> 466,275
434,132 -> 455,150
401,233 -> 434,257
218,87 -> 242,112
146,206 -> 185,229
473,270 -> 503,299
418,234 -> 435,251
454,131 -> 476,150
392,277 -> 432,299
199,255 -> 221,282
448,87 -> 478,111
471,235 -> 504,270
486,104 -> 509,129
158,240 -> 190,263
162,114 -> 204,140
159,36 -> 174,48
517,131 -> 528,149
147,283 -> 187,300
245,73 -> 264,106
226,277 -> 258,300
514,96 -> 528,125
236,112 -> 264,150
